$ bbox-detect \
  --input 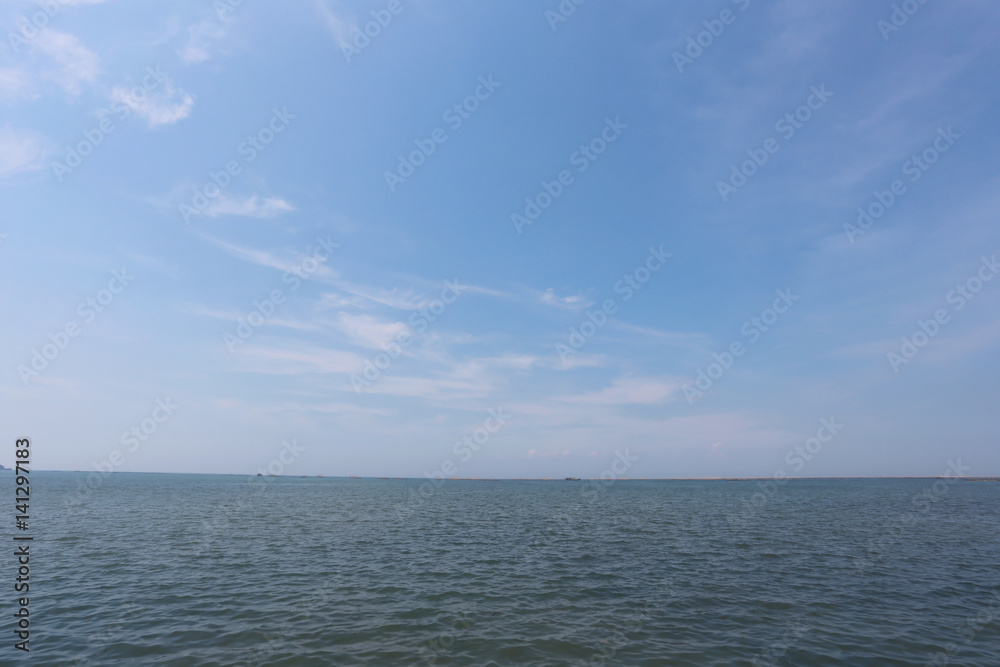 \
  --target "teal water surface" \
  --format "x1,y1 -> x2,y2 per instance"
3,473 -> 999,665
